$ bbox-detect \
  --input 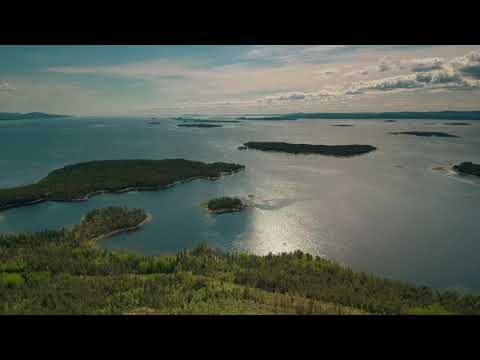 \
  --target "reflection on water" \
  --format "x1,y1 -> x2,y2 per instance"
0,117 -> 480,293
